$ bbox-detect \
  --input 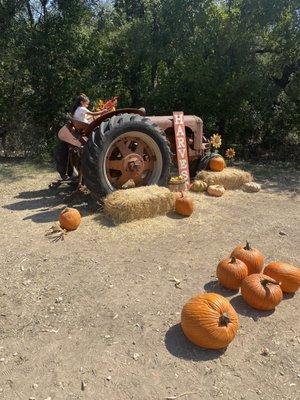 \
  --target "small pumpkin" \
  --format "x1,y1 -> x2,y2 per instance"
190,180 -> 208,192
209,156 -> 226,172
231,241 -> 264,275
264,262 -> 300,293
241,273 -> 283,310
242,182 -> 261,193
207,184 -> 225,197
59,207 -> 81,231
217,256 -> 248,290
181,293 -> 238,349
175,192 -> 194,217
